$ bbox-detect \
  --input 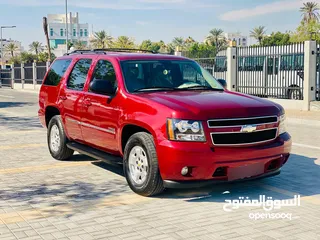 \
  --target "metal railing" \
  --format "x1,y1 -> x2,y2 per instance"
0,69 -> 12,87
235,43 -> 305,100
316,44 -> 320,101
